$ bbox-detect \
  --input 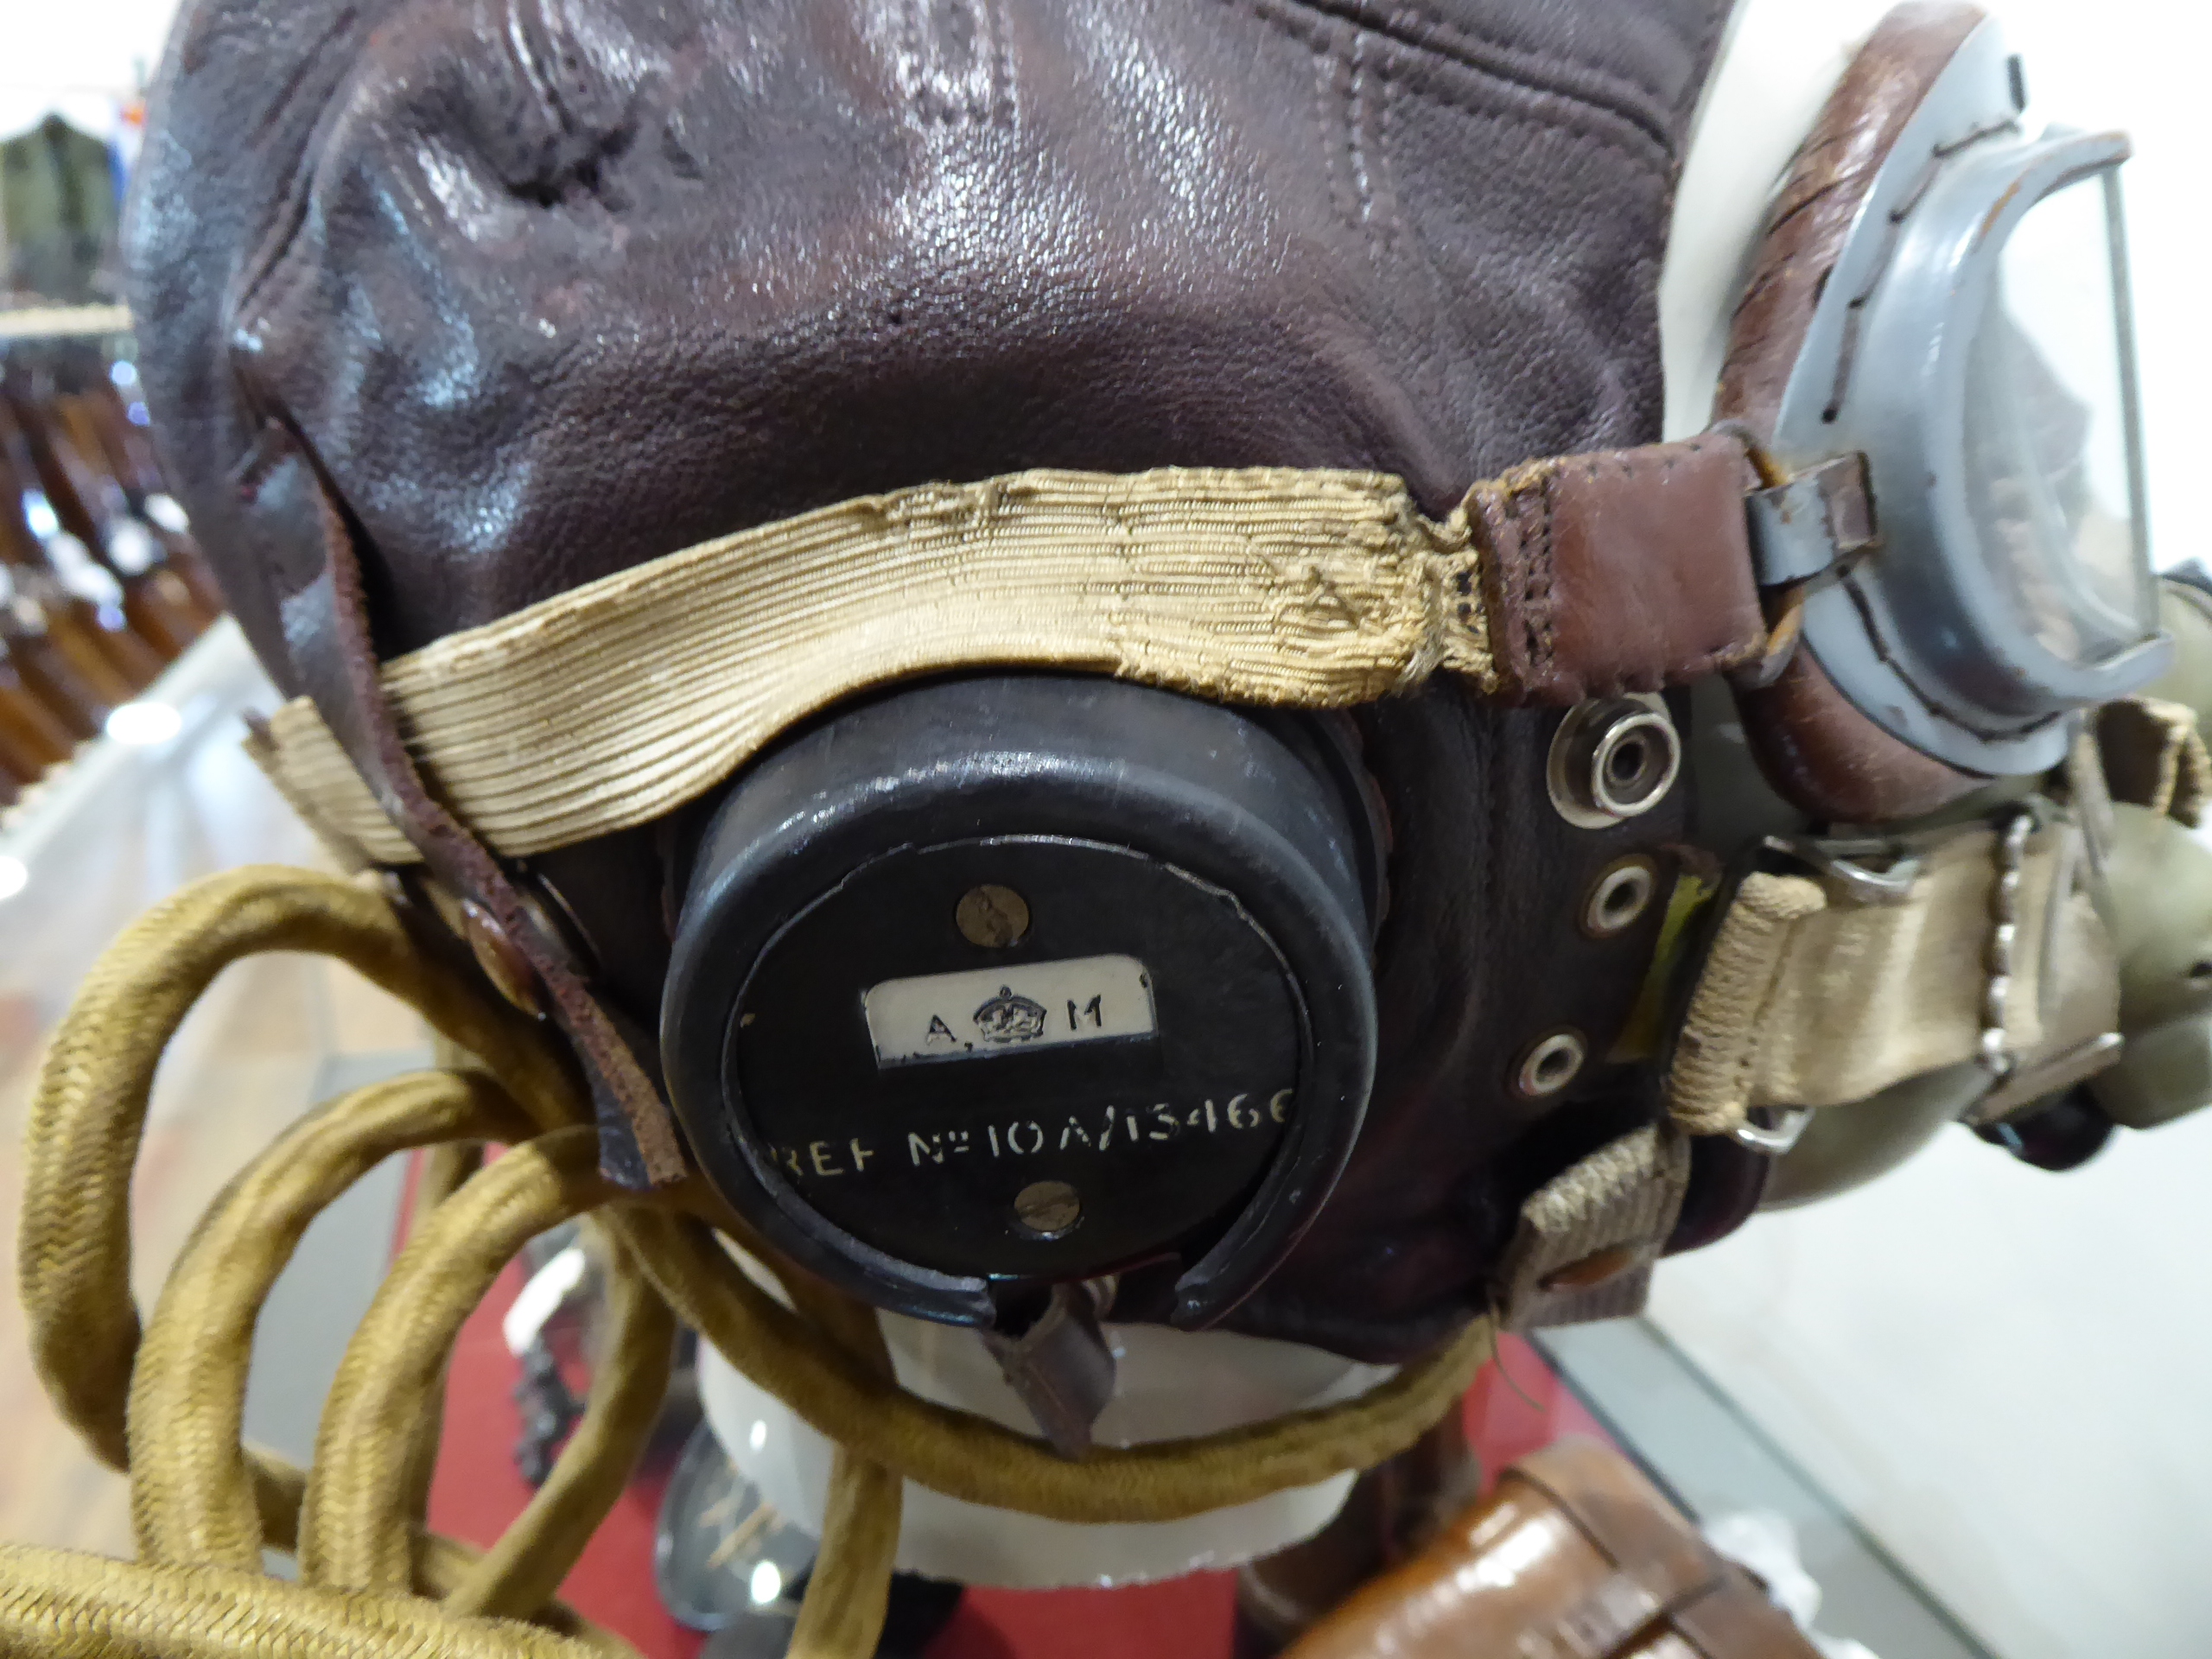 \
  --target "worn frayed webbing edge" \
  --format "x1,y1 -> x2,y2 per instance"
248,467 -> 1492,865
1664,873 -> 1828,1136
